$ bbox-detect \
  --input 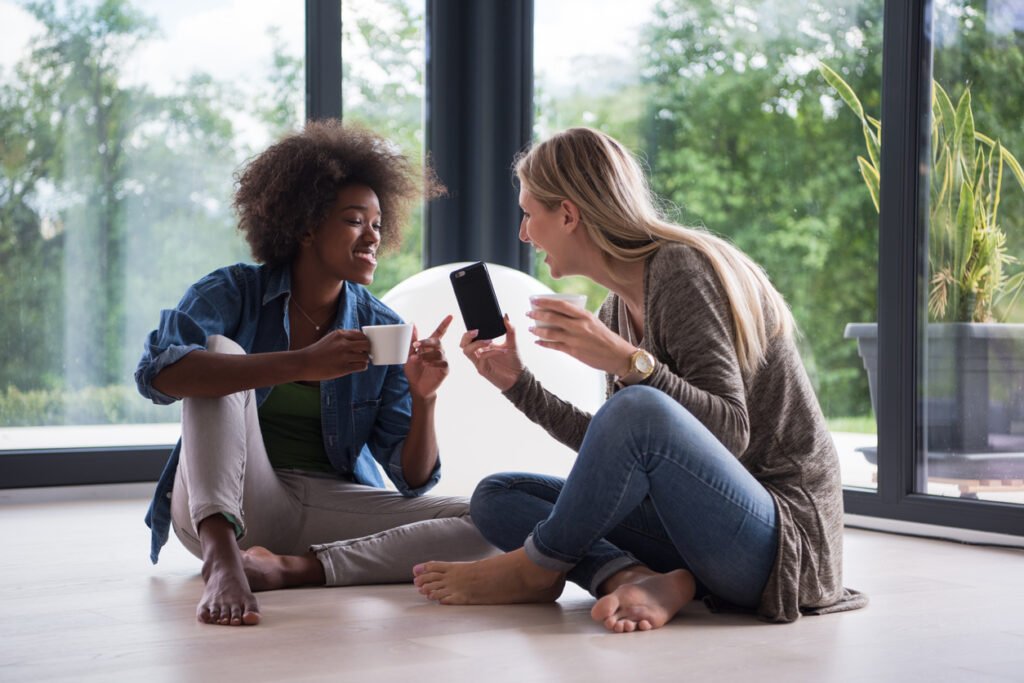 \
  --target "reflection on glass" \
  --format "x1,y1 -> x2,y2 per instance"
0,0 -> 303,439
340,0 -> 426,298
534,0 -> 883,489
922,0 -> 1024,505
